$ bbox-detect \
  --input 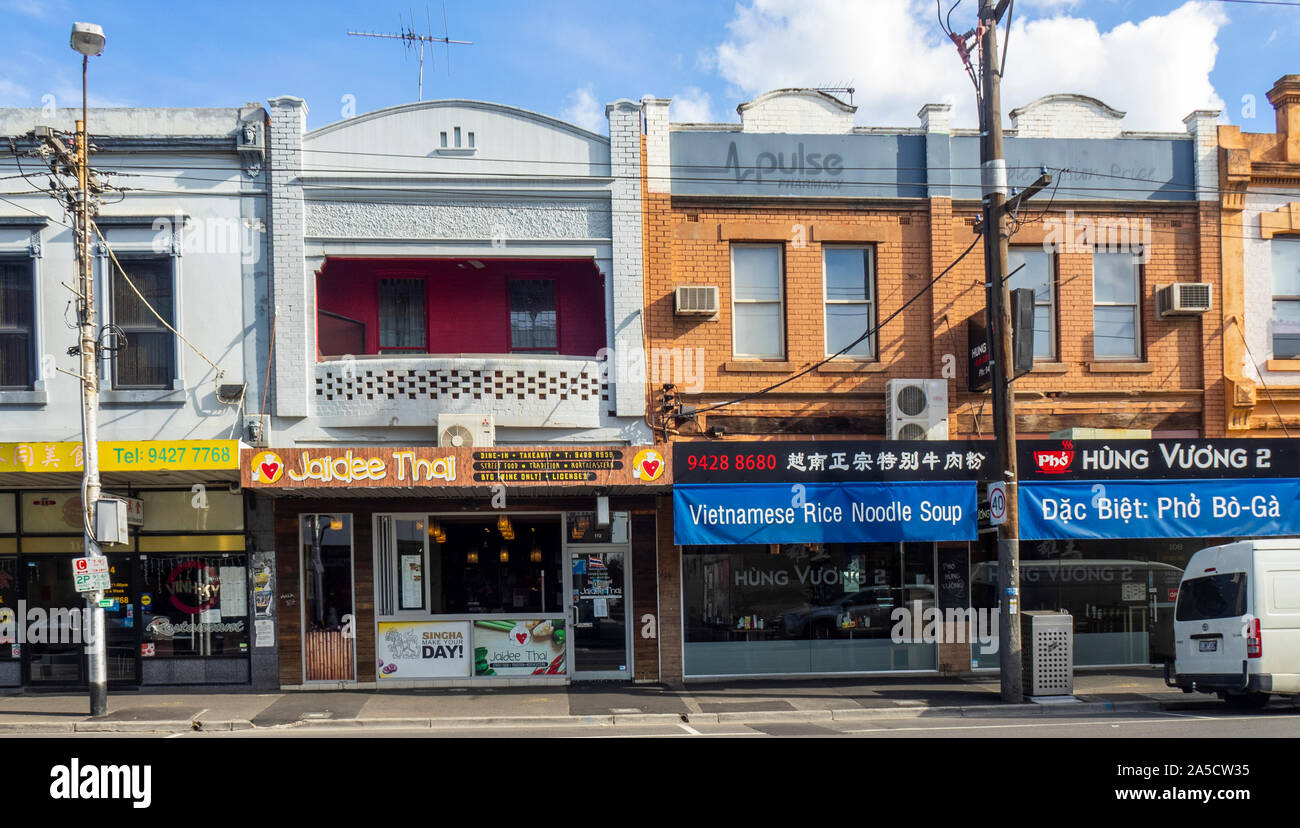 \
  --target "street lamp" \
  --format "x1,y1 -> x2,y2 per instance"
70,20 -> 108,718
